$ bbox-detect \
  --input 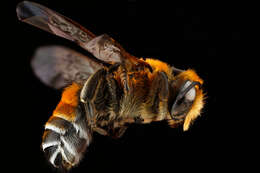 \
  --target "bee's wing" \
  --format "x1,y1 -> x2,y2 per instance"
16,1 -> 133,64
16,1 -> 95,44
32,45 -> 103,89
